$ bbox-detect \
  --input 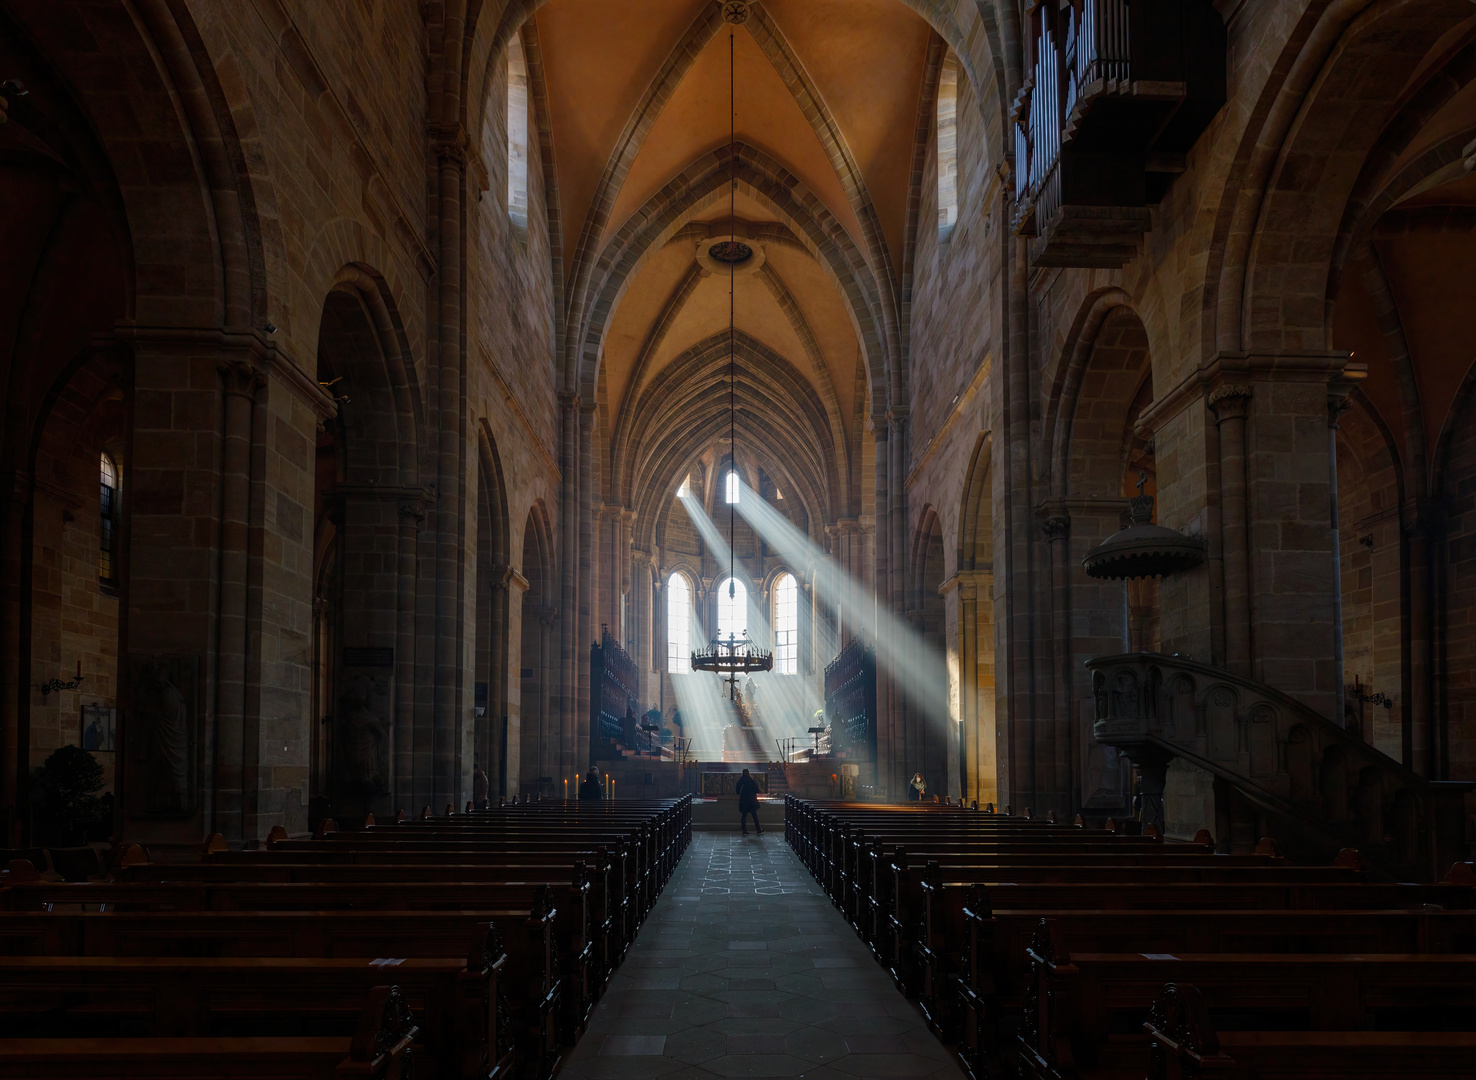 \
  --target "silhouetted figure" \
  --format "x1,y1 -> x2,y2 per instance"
472,764 -> 489,810
736,768 -> 761,835
579,767 -> 603,801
